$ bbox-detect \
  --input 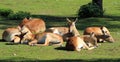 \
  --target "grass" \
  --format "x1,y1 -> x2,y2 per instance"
0,0 -> 90,16
0,0 -> 120,62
